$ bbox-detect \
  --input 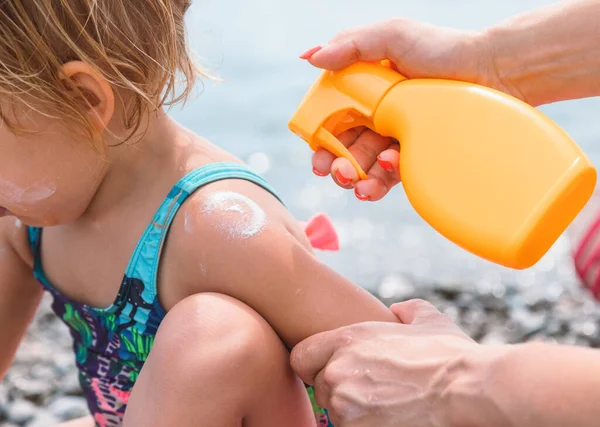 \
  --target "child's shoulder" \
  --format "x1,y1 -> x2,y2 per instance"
156,164 -> 313,309
176,170 -> 294,241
